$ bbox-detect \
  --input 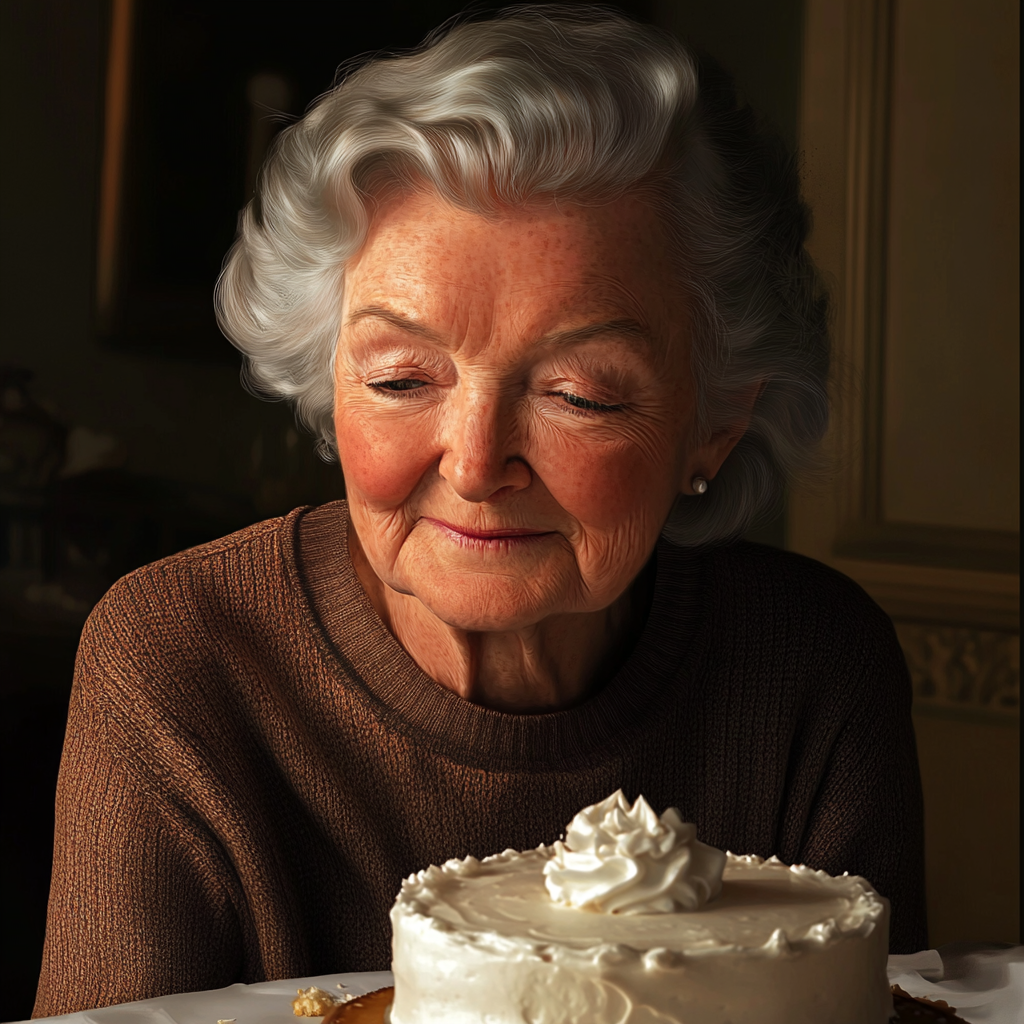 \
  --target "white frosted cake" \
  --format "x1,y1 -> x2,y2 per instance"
389,792 -> 893,1023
